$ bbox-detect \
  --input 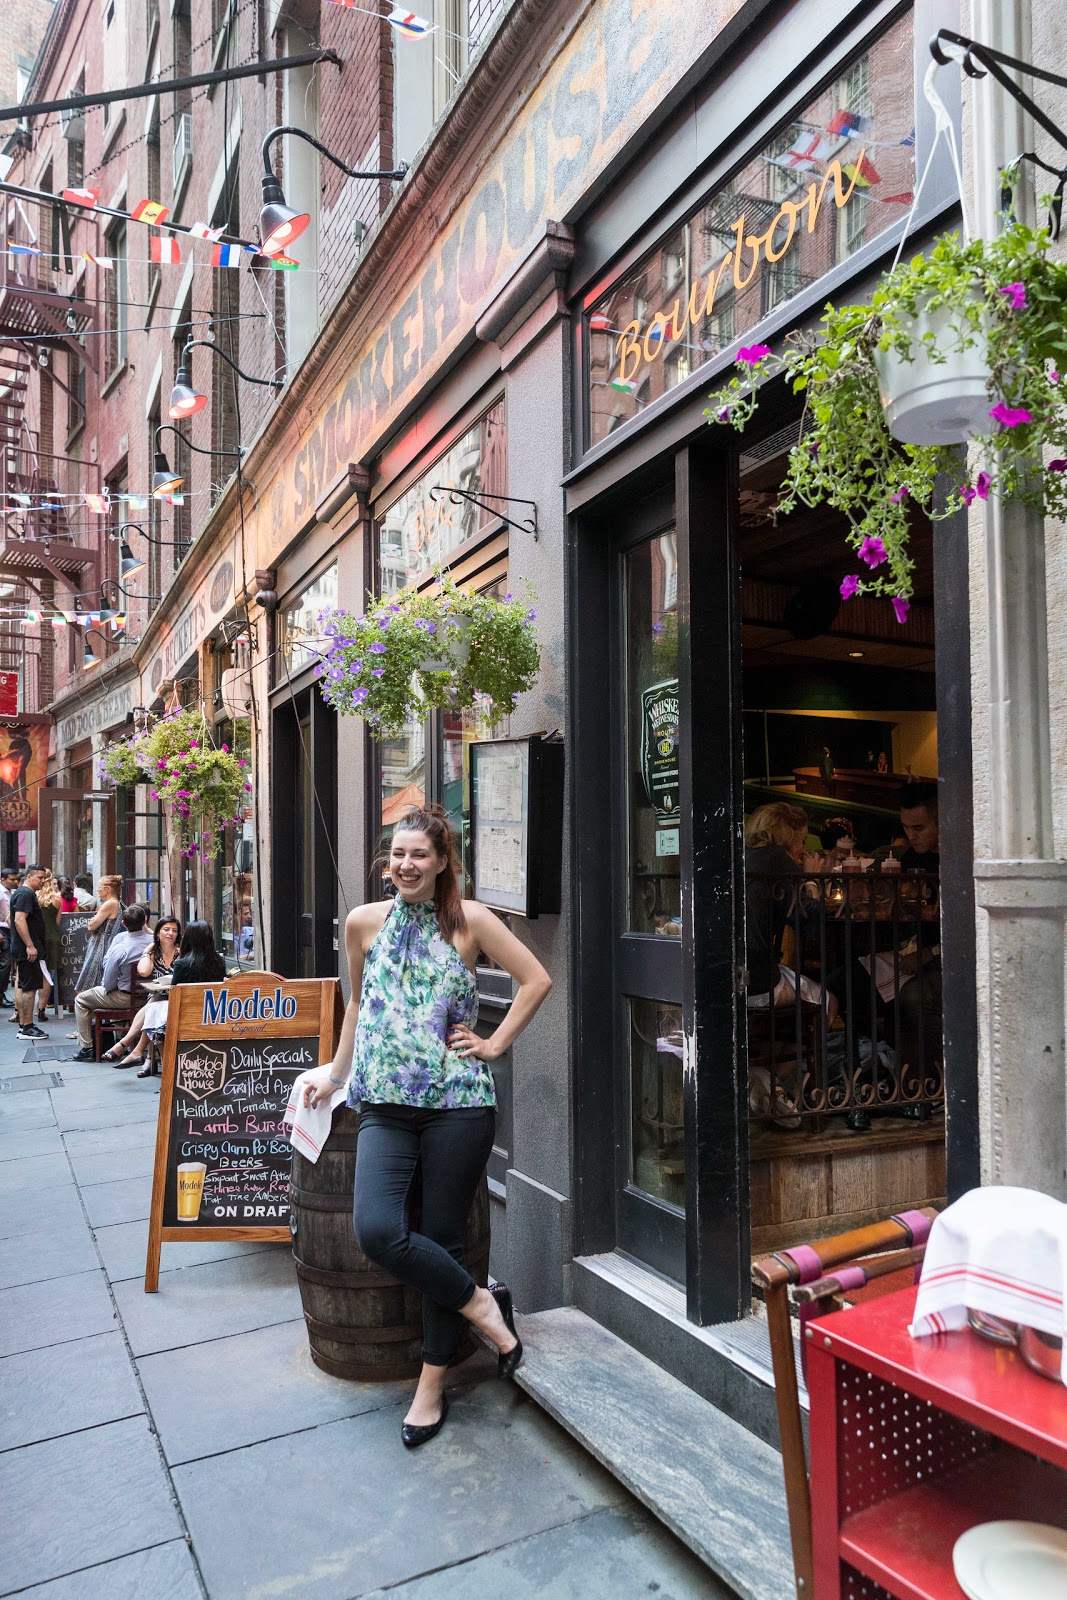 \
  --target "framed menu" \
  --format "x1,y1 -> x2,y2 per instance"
469,734 -> 564,918
144,972 -> 341,1292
